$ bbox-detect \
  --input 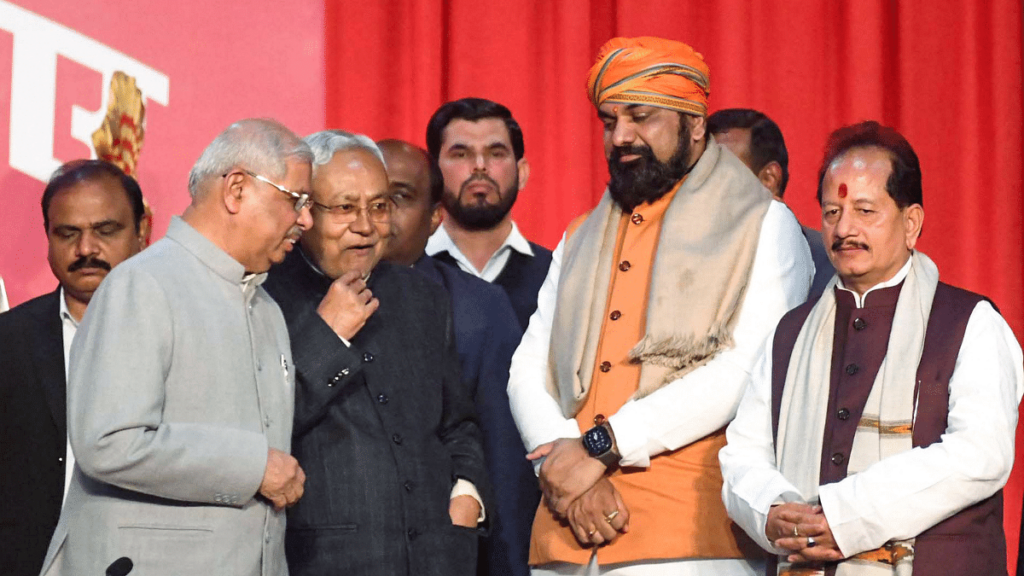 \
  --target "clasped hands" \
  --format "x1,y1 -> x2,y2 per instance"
528,438 -> 630,547
766,503 -> 844,564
